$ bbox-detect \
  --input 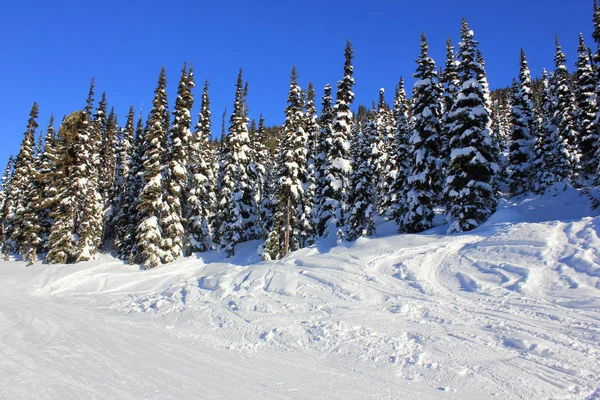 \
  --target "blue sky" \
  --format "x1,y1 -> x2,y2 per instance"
0,0 -> 593,169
